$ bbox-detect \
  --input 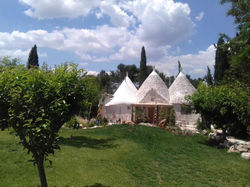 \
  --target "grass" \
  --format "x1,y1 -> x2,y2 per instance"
0,125 -> 249,187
